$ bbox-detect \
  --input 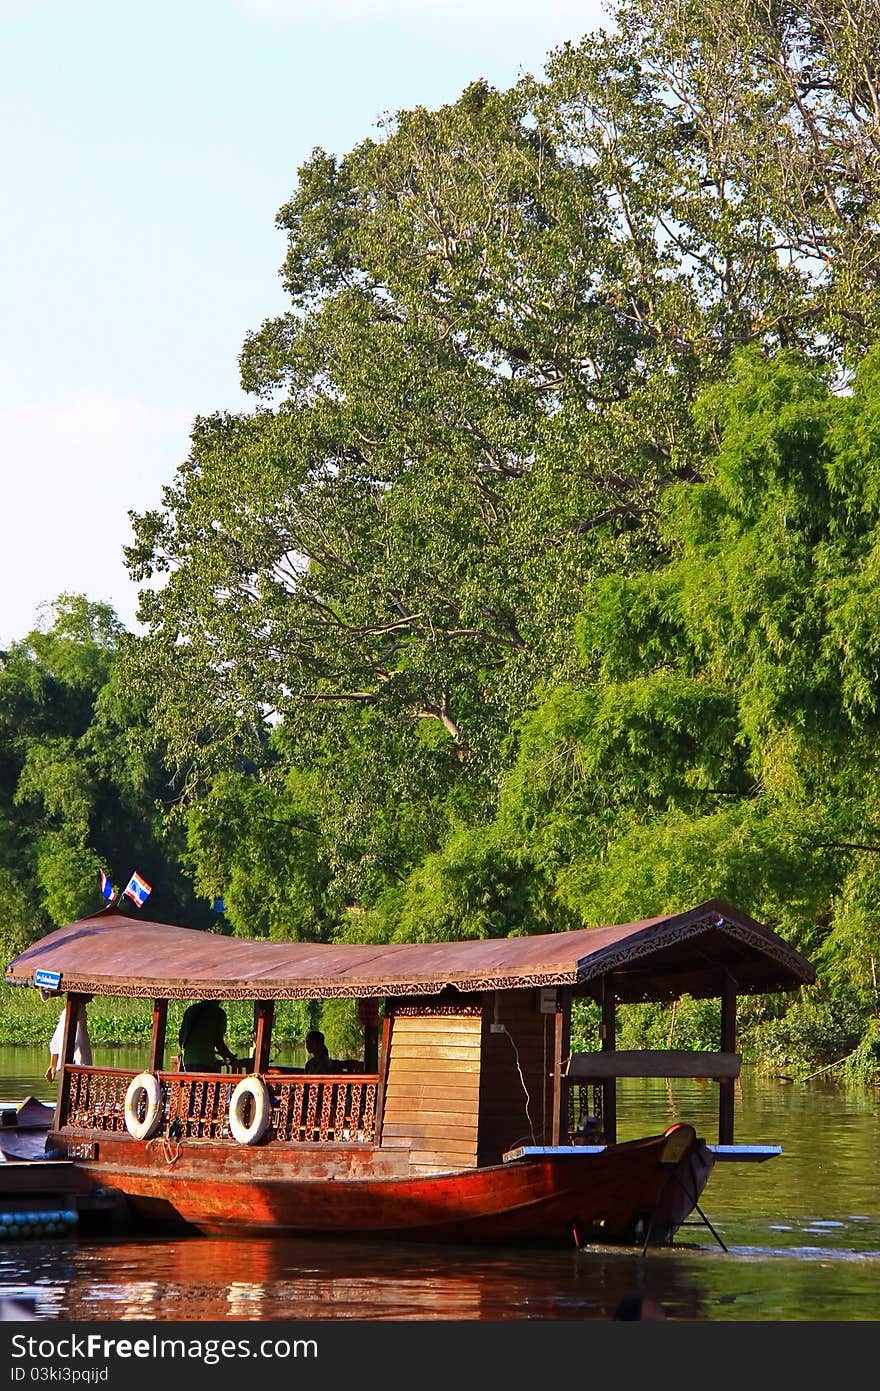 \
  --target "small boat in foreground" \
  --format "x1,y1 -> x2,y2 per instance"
3,898 -> 815,1248
0,1097 -> 55,1163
